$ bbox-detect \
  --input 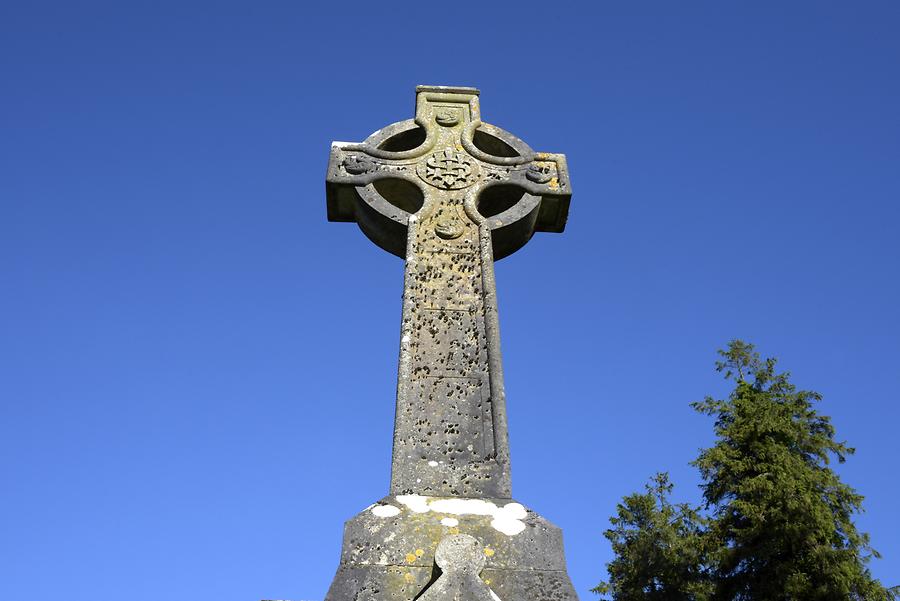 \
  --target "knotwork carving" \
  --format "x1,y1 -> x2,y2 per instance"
435,218 -> 465,240
526,162 -> 555,184
435,109 -> 460,127
342,155 -> 373,175
417,150 -> 481,190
